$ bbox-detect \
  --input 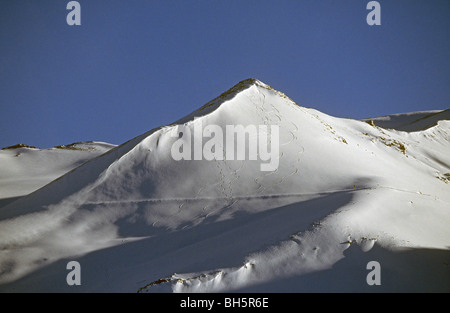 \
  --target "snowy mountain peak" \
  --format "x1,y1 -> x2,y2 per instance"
0,79 -> 449,293
182,78 -> 297,124
219,78 -> 267,92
